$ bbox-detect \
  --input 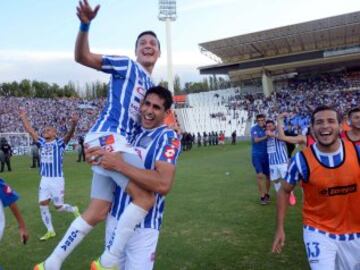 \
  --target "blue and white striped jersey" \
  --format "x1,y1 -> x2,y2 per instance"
285,141 -> 360,185
267,134 -> 288,165
109,125 -> 181,230
38,137 -> 66,177
90,56 -> 154,143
